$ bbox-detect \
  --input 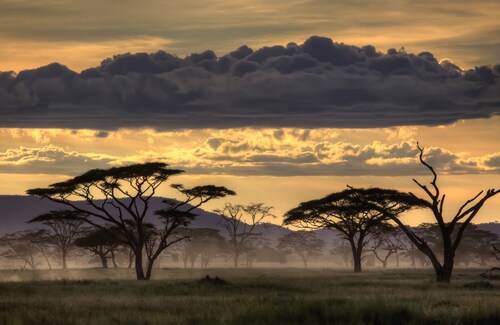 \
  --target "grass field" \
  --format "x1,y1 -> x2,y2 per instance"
0,268 -> 498,324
